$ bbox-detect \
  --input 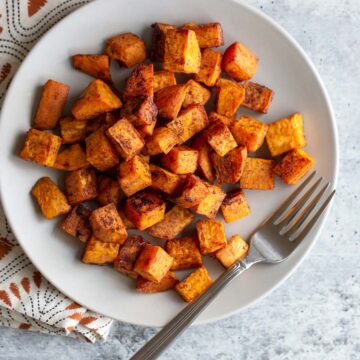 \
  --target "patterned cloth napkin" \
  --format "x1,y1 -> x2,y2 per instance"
0,0 -> 114,342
